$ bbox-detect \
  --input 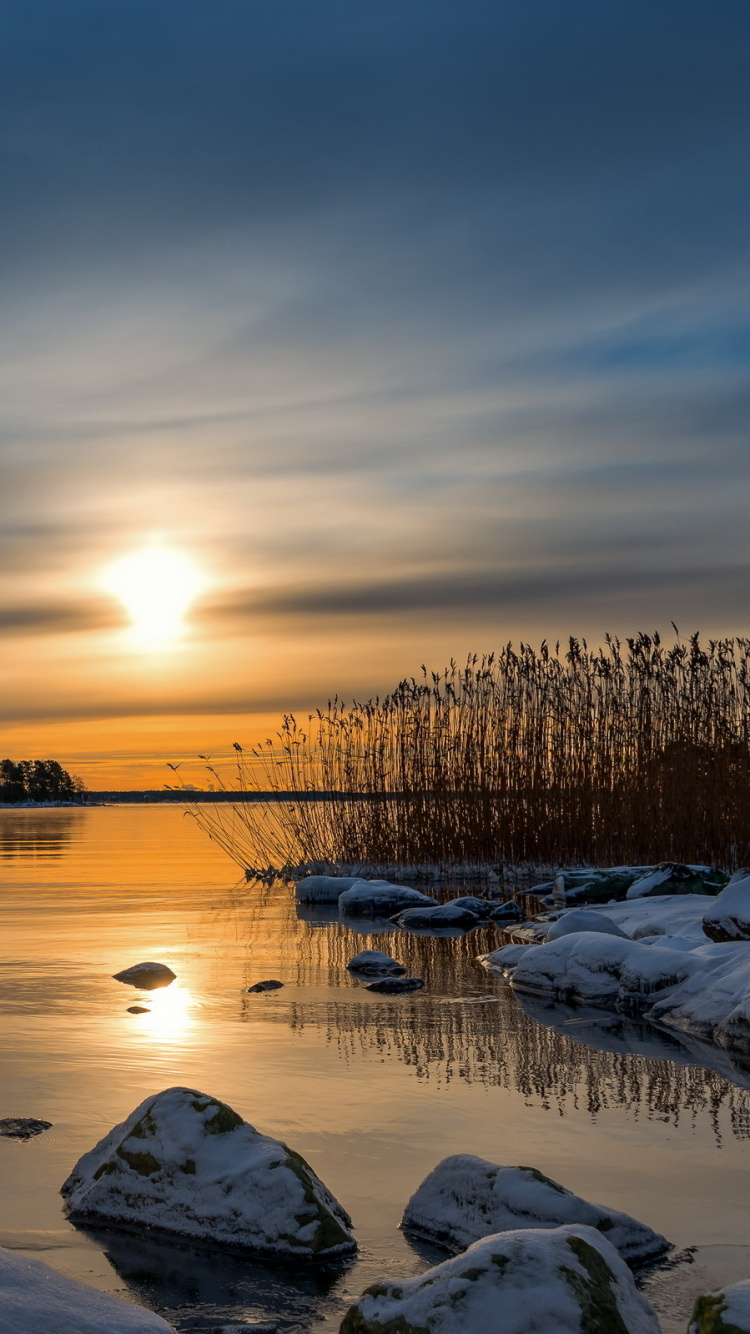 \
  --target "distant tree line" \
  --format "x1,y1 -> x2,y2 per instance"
0,759 -> 87,804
